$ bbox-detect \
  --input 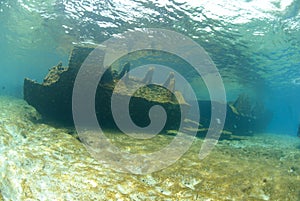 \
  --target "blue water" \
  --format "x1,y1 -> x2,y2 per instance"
266,88 -> 300,134
0,0 -> 300,135
1,1 -> 300,200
